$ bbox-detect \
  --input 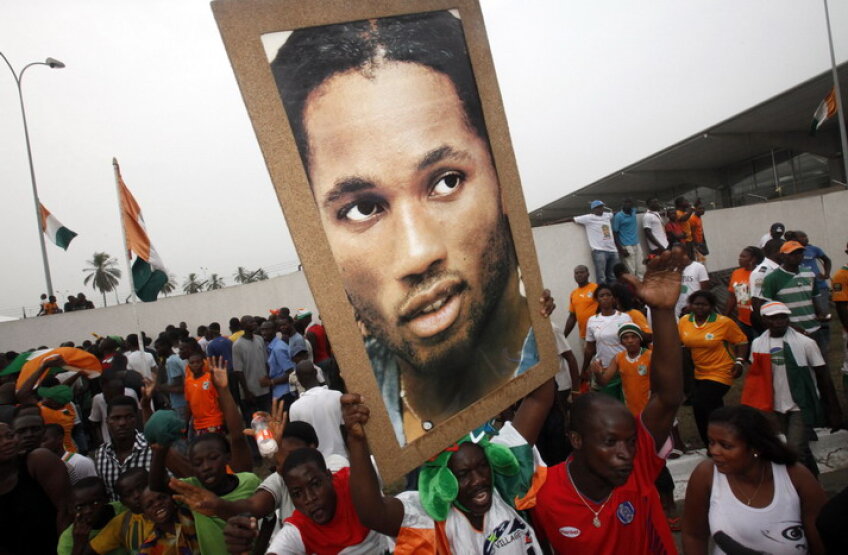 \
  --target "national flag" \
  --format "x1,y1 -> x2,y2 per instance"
114,158 -> 168,302
40,203 -> 77,250
810,87 -> 837,135
3,347 -> 103,390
